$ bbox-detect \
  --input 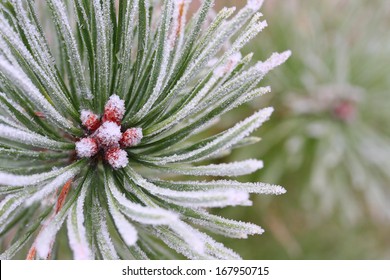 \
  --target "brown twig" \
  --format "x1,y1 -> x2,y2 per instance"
55,179 -> 73,214
26,246 -> 37,260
